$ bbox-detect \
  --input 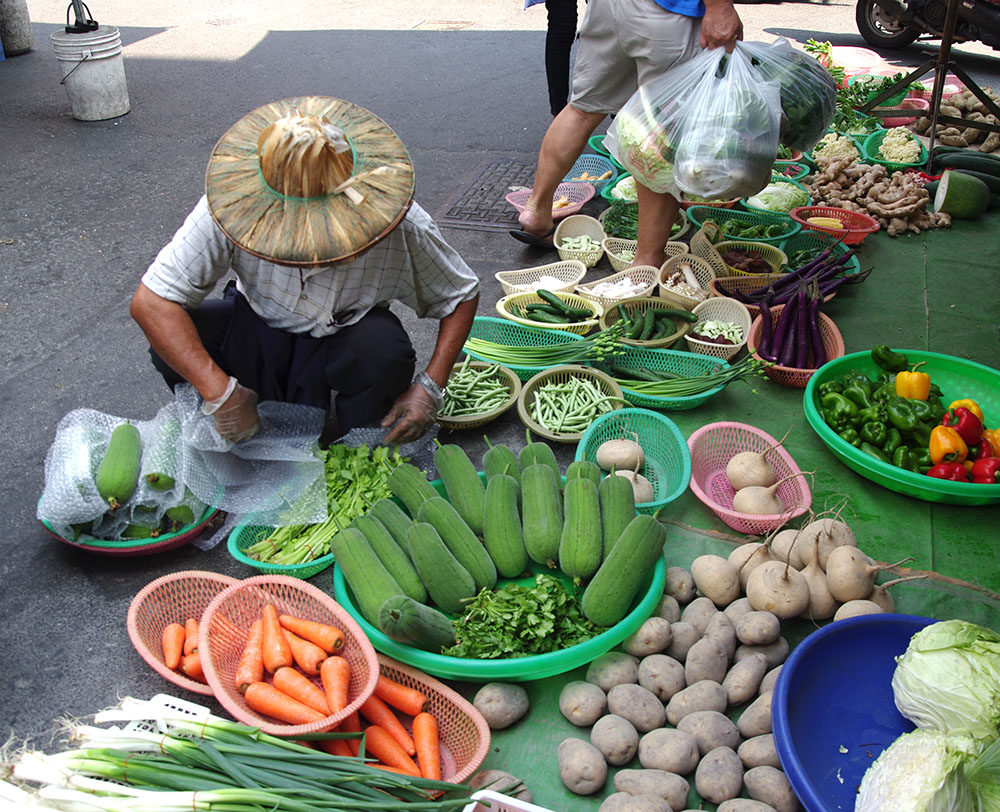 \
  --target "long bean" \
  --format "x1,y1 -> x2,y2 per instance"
529,374 -> 623,433
440,358 -> 511,416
